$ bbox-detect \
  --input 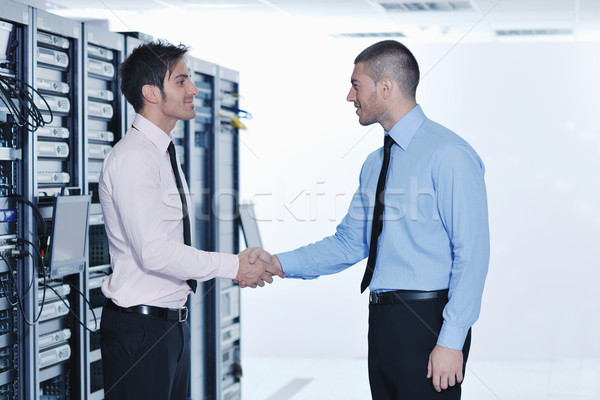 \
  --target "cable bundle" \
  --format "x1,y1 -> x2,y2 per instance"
0,73 -> 53,132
